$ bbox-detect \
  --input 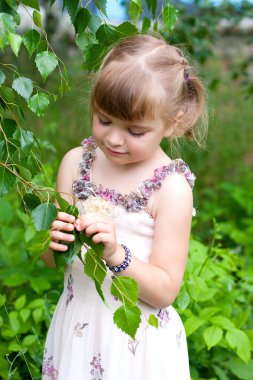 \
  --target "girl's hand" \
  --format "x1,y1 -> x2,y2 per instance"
49,212 -> 76,252
74,213 -> 118,262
